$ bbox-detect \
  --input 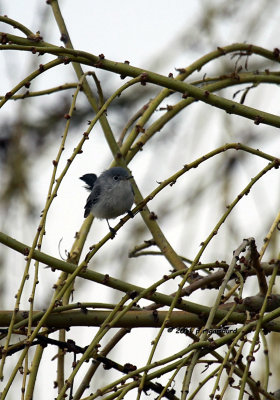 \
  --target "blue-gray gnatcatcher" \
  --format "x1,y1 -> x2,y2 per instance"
80,167 -> 134,235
